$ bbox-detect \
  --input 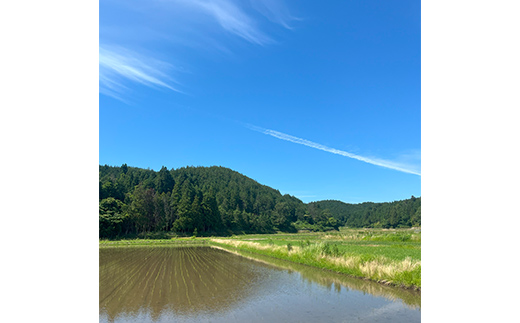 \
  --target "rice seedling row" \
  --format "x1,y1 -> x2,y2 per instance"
100,248 -> 155,306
